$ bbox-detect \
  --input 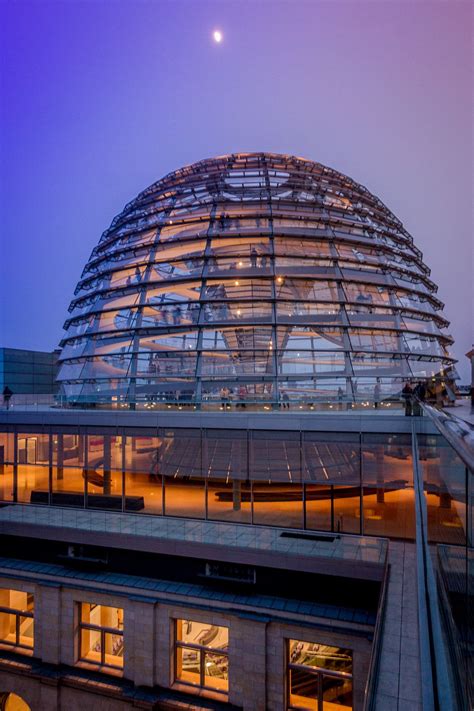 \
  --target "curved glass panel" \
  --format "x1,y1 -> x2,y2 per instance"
58,153 -> 456,406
